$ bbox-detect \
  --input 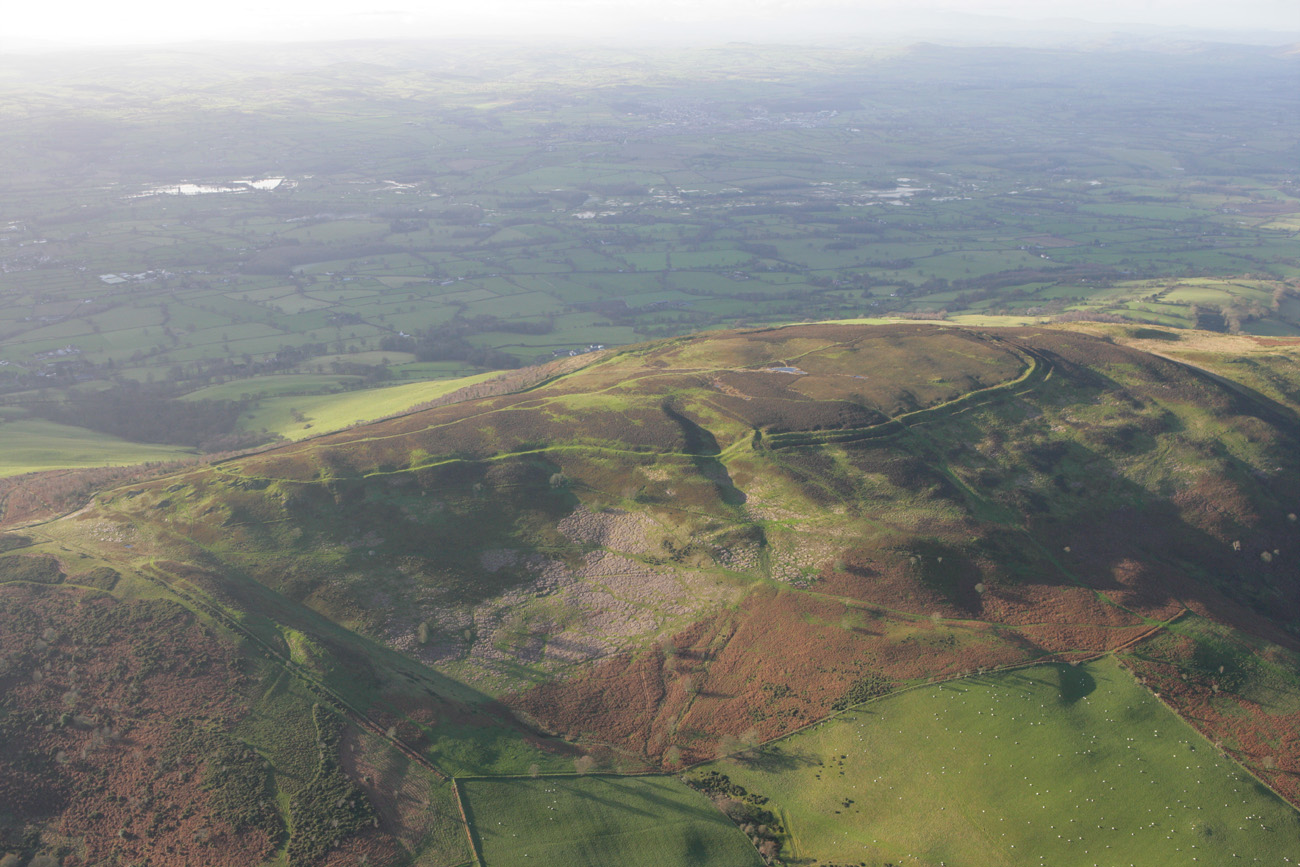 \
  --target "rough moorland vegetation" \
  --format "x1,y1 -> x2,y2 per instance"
4,323 -> 1299,864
